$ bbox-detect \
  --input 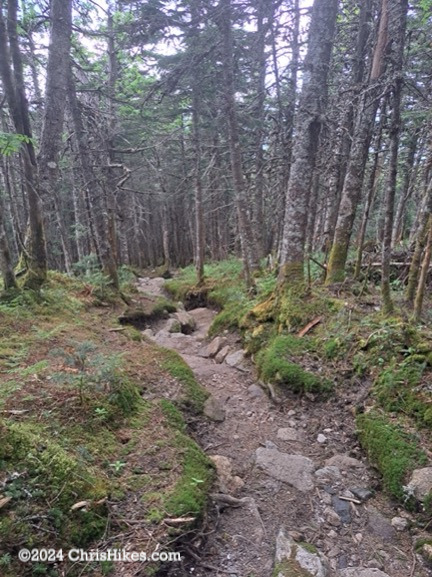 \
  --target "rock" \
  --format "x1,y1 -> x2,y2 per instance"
142,328 -> 154,338
366,506 -> 396,541
406,467 -> 432,502
325,454 -> 365,470
166,318 -> 182,333
317,434 -> 327,444
391,516 -> 408,531
277,427 -> 303,442
420,543 -> 432,563
255,447 -> 315,492
248,384 -> 266,398
206,336 -> 227,358
215,345 -> 231,364
324,506 -> 341,527
350,487 -> 374,502
155,329 -> 170,339
276,529 -> 328,577
173,311 -> 196,334
225,349 -> 247,370
314,466 -> 341,481
338,570 -> 391,577
332,496 -> 351,524
209,455 -> 244,493
203,396 -> 226,422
